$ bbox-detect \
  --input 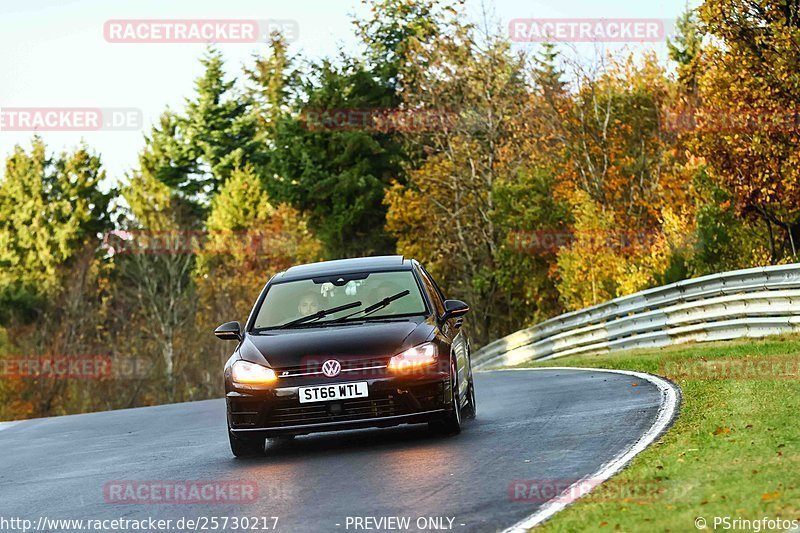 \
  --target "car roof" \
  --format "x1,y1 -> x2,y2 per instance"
273,255 -> 414,282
